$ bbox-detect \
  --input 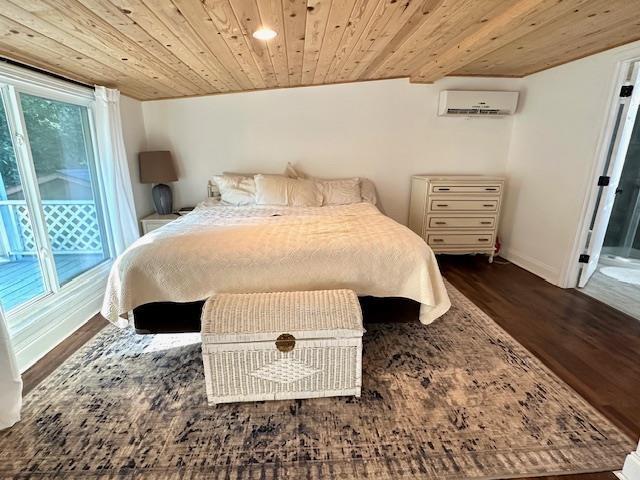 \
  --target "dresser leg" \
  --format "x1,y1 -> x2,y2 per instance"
488,254 -> 494,264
